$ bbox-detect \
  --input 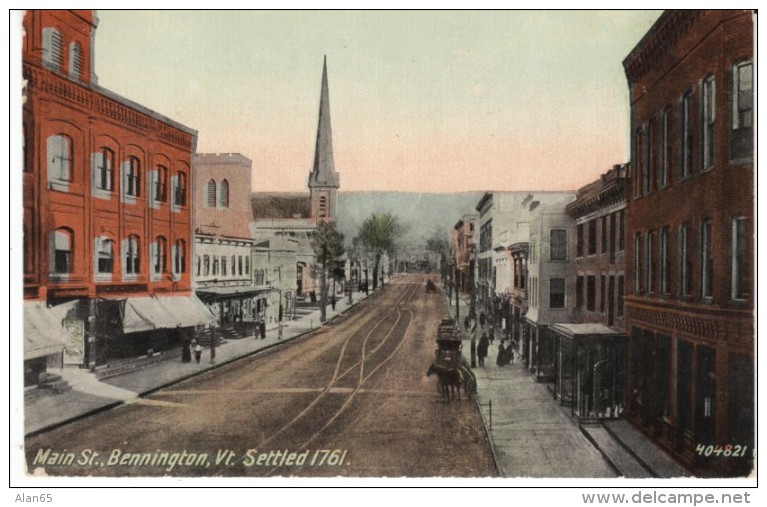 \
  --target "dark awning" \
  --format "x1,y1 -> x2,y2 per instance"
195,285 -> 271,303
